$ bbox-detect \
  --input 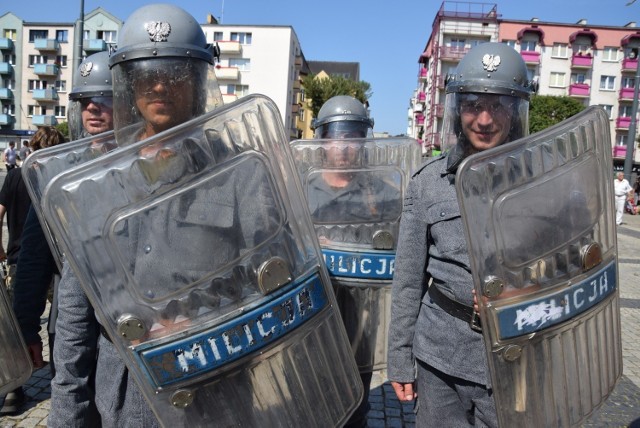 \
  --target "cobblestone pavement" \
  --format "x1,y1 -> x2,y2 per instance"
2,167 -> 640,426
